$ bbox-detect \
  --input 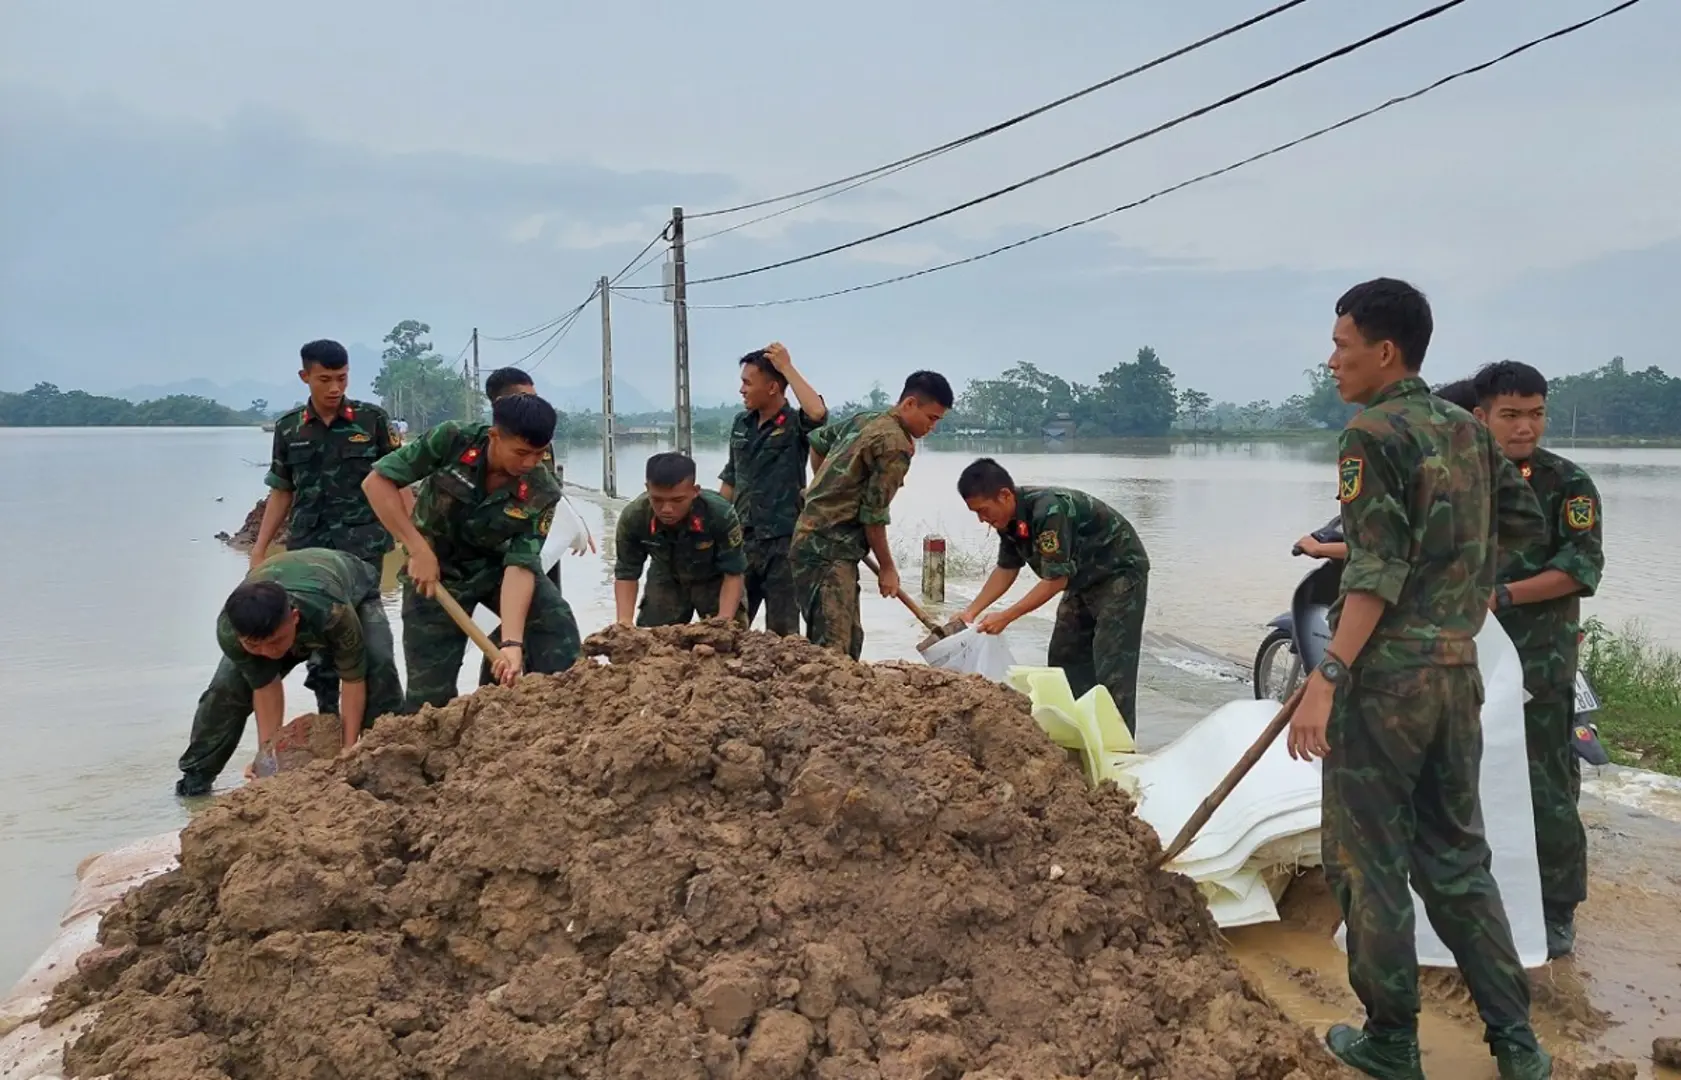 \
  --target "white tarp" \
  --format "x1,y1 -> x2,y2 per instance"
921,627 -> 1018,682
539,496 -> 592,572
